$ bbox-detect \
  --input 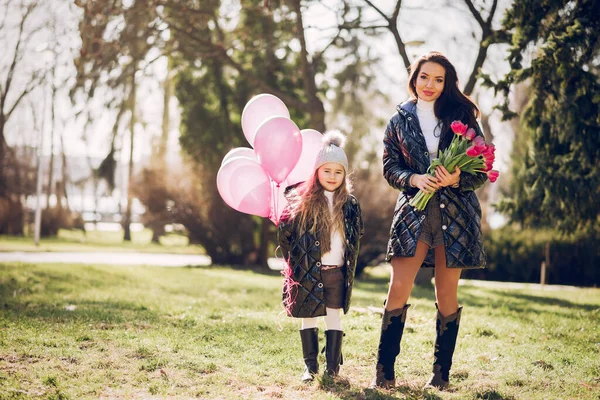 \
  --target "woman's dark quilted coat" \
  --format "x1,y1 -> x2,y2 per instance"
384,100 -> 487,269
278,191 -> 364,318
